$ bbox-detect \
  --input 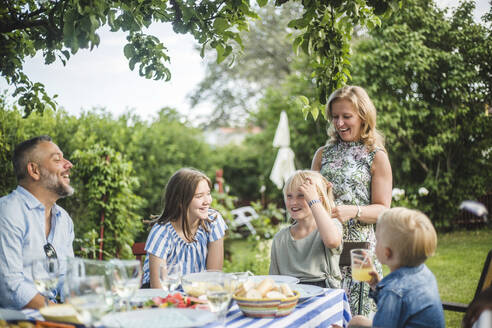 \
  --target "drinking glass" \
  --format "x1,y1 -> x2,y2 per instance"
66,258 -> 115,310
31,257 -> 60,307
228,271 -> 252,294
204,272 -> 234,327
350,248 -> 374,283
109,259 -> 142,311
65,275 -> 108,327
159,261 -> 182,293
